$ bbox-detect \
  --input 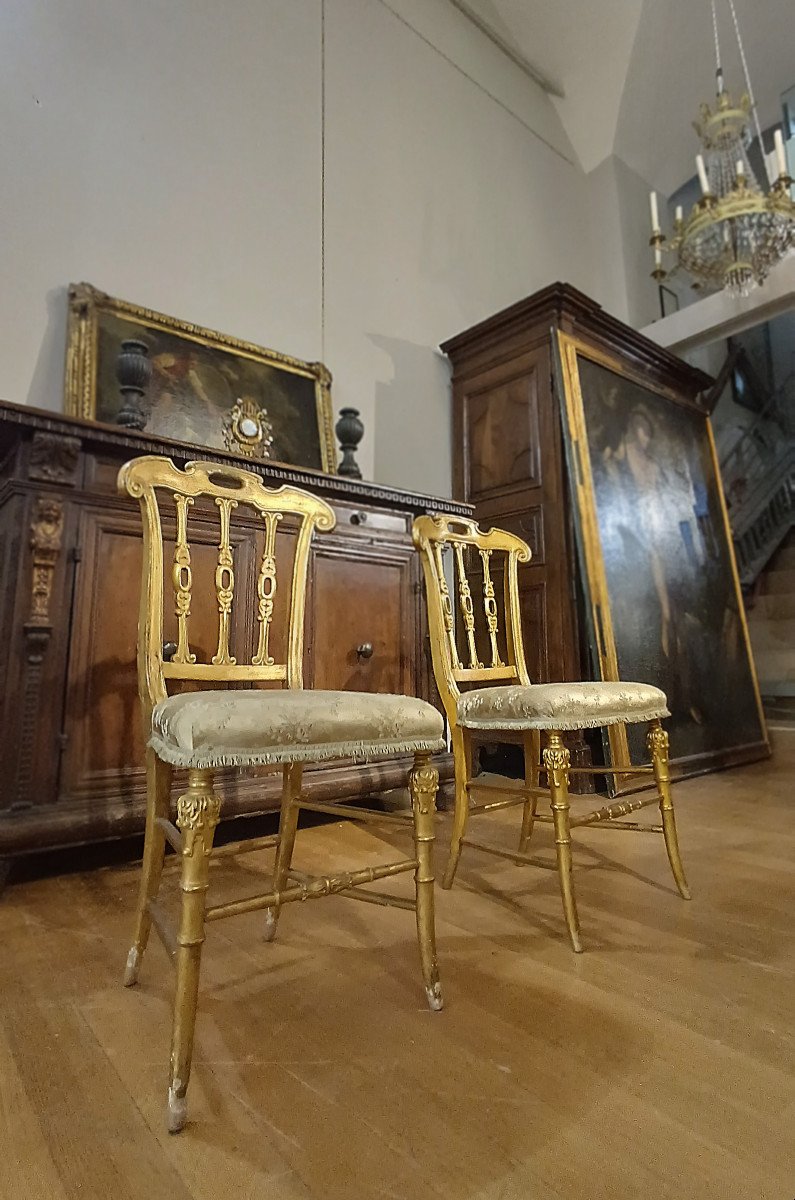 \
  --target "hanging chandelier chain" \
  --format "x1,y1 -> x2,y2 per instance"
710,0 -> 722,81
726,0 -> 768,176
